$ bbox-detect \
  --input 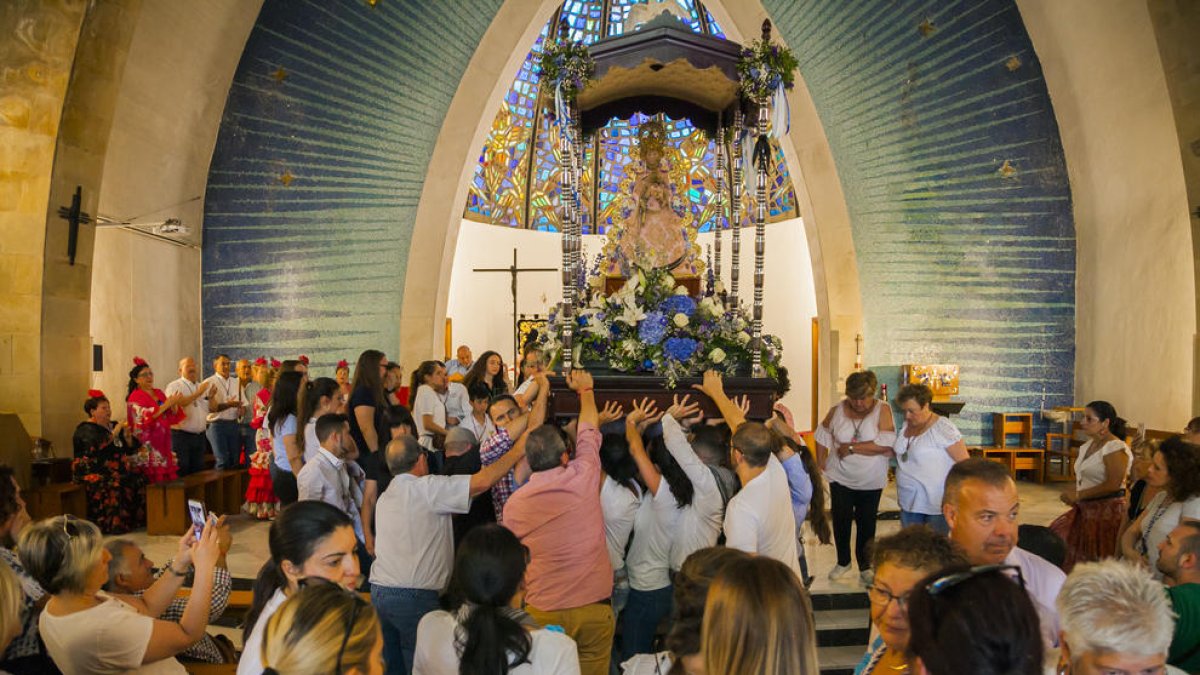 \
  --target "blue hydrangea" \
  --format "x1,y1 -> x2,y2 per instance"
638,312 -> 669,345
660,294 -> 696,318
642,359 -> 655,371
664,337 -> 698,362
577,316 -> 588,327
